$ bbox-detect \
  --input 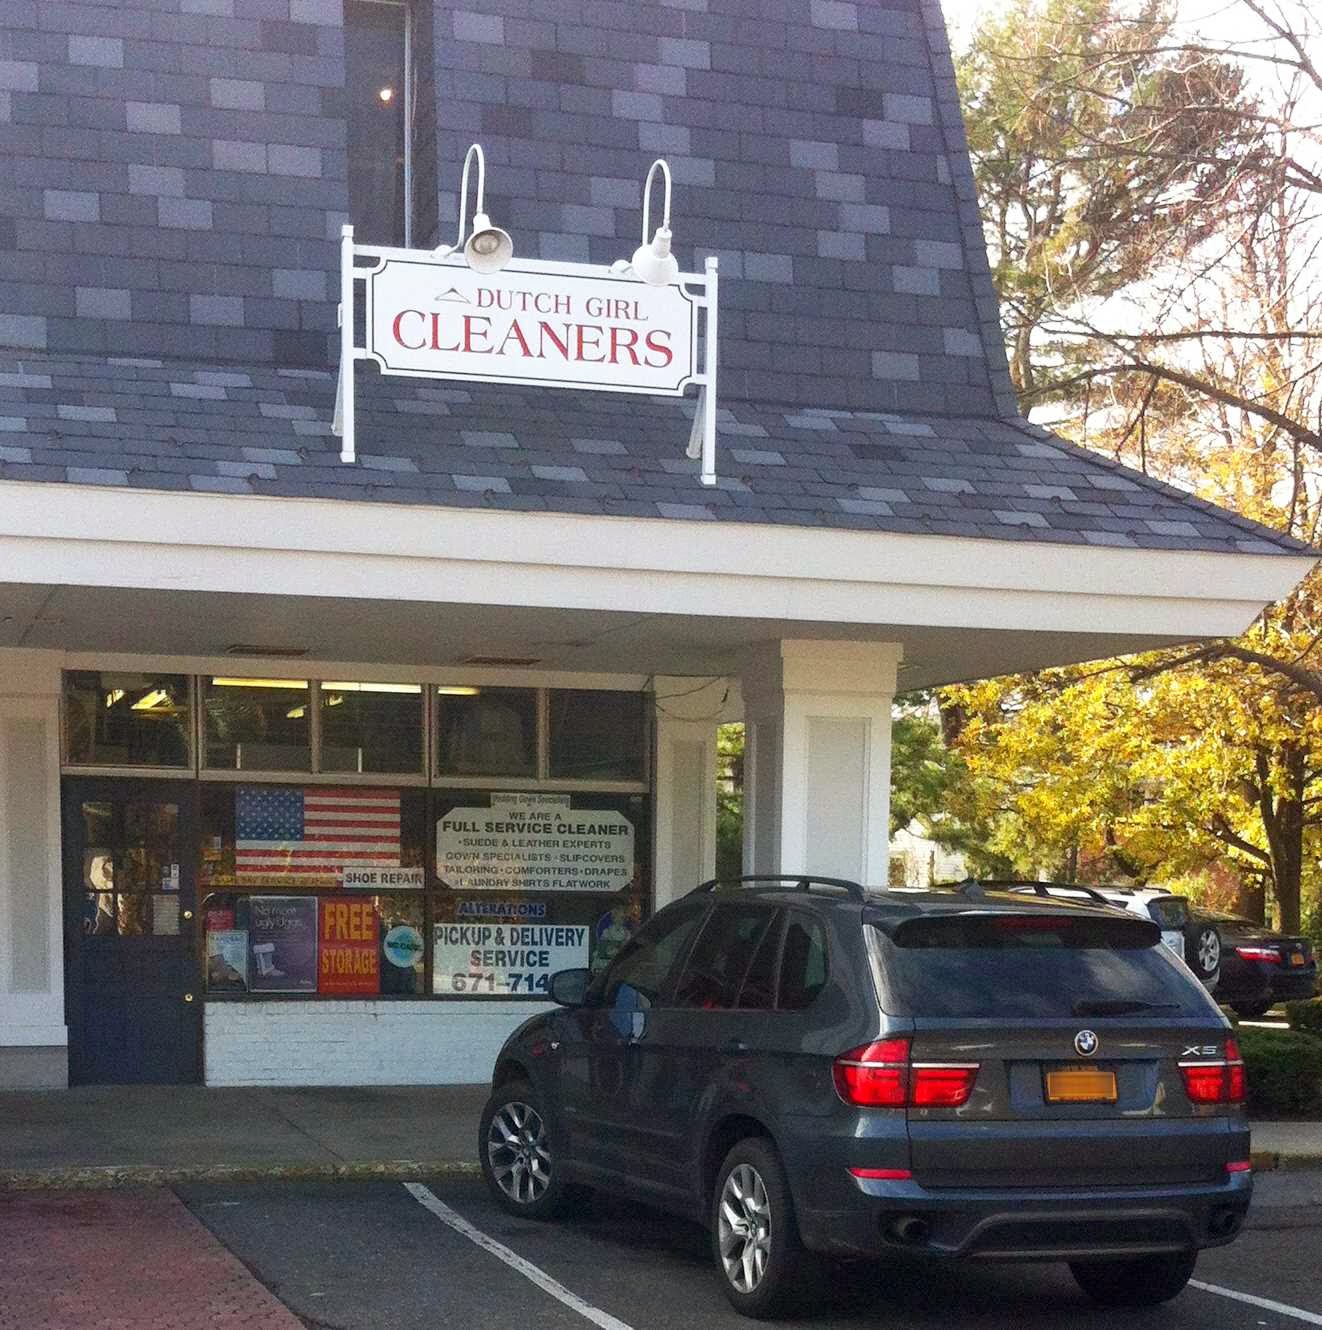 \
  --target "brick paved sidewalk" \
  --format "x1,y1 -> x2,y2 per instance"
0,1188 -> 304,1330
